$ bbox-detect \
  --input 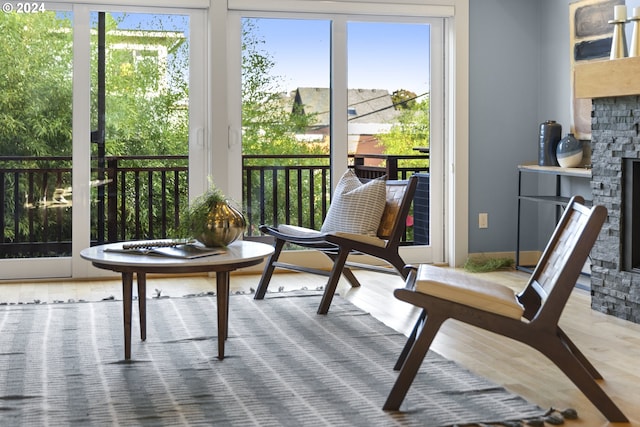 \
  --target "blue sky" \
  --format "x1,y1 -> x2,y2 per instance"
251,18 -> 431,95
